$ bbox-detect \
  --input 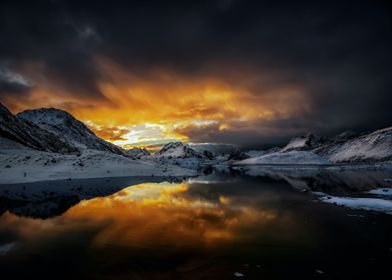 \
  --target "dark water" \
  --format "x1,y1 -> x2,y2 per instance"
1,167 -> 392,279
